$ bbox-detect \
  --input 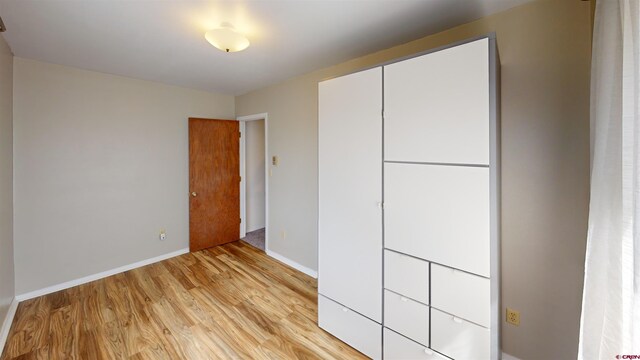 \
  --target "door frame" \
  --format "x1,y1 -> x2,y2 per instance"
237,113 -> 269,251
